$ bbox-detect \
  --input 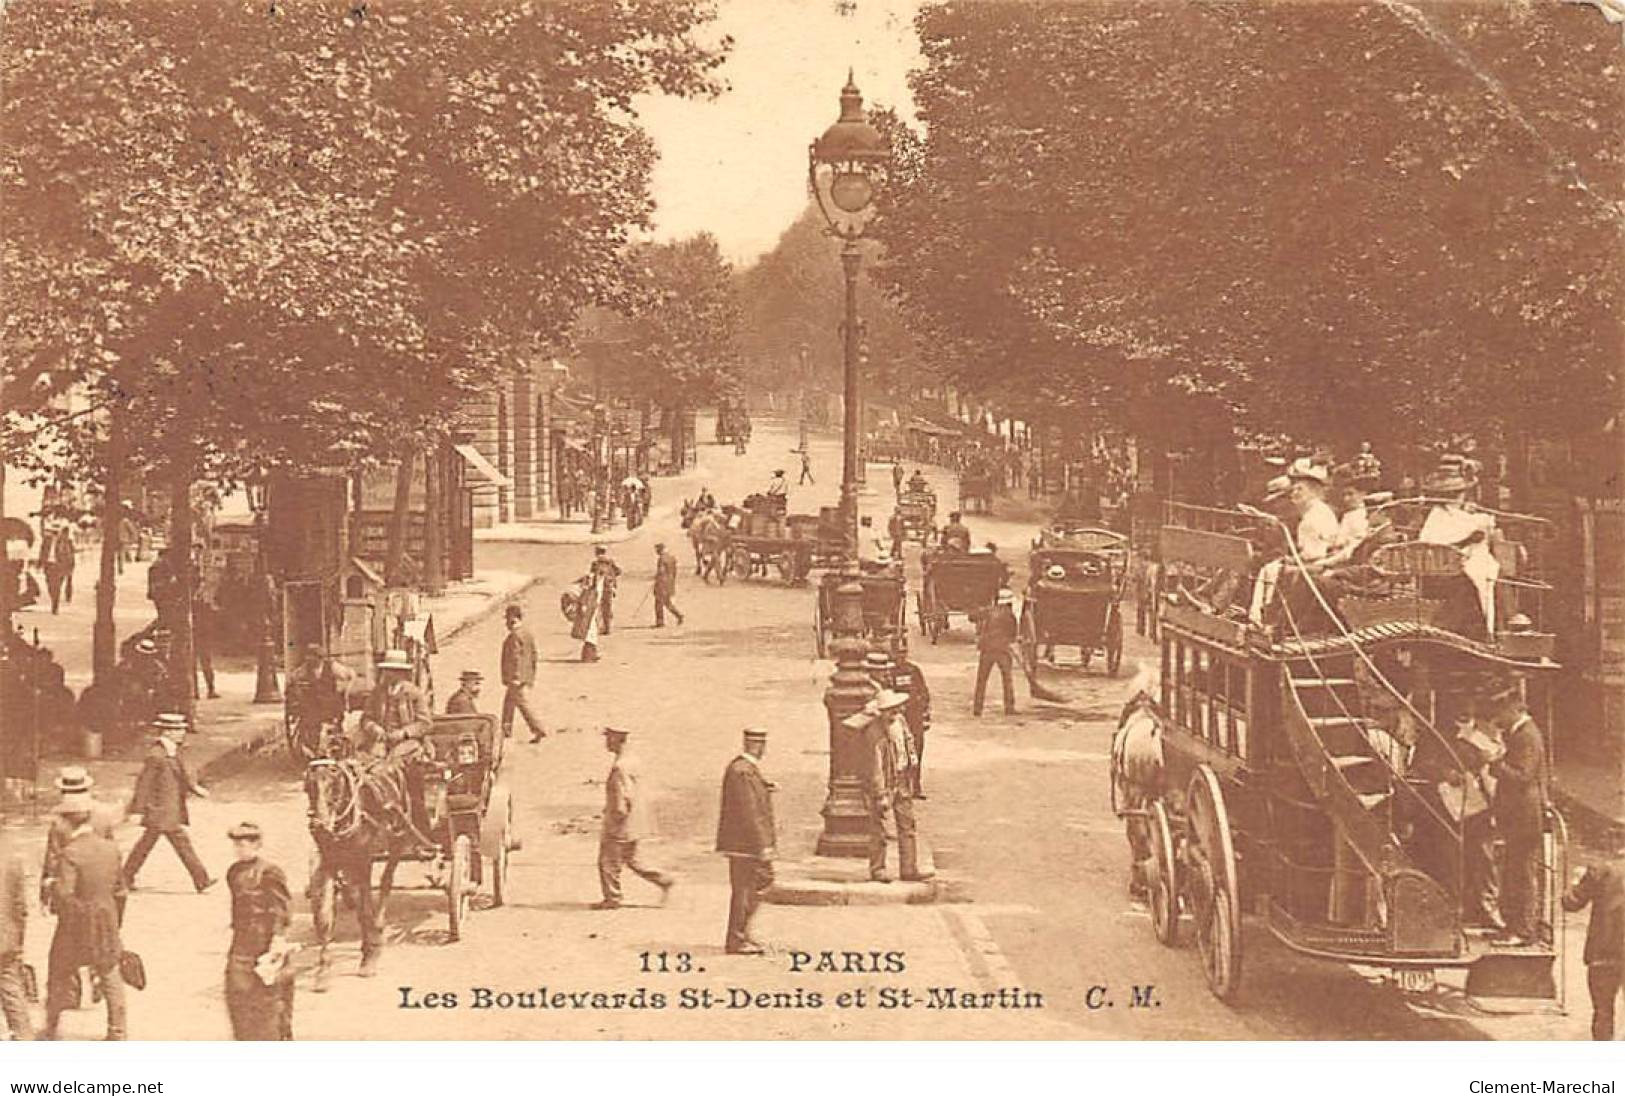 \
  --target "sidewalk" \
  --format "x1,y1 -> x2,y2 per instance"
1552,753 -> 1624,851
476,459 -> 714,545
5,566 -> 541,814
